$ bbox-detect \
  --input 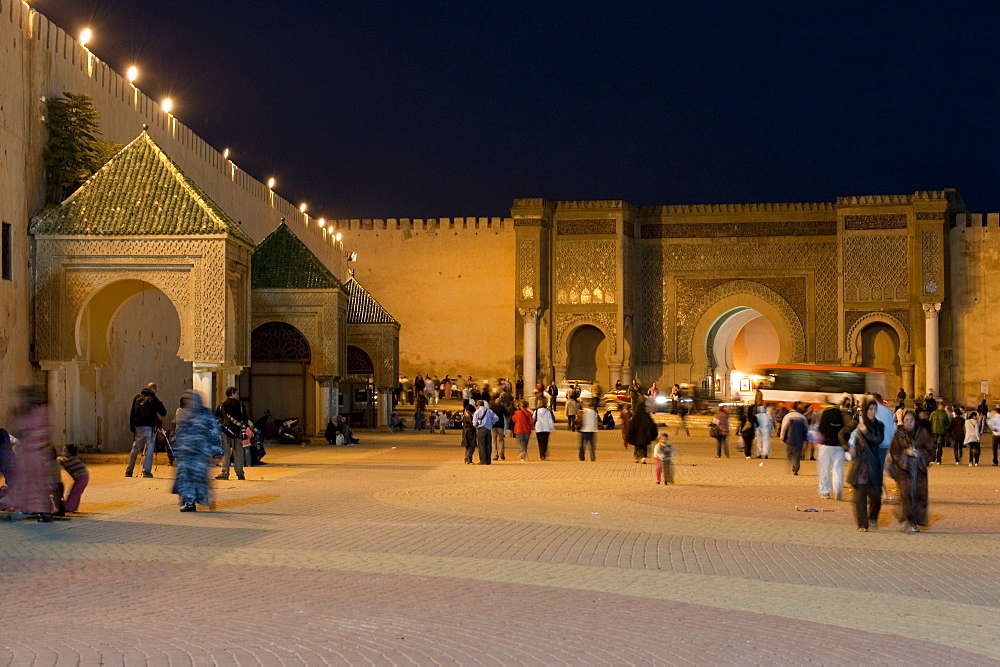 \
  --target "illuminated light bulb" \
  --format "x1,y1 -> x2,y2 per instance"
335,232 -> 342,242
318,218 -> 326,227
126,66 -> 138,83
267,178 -> 276,189
223,148 -> 230,159
79,28 -> 92,46
300,203 -> 307,213
161,98 -> 173,113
